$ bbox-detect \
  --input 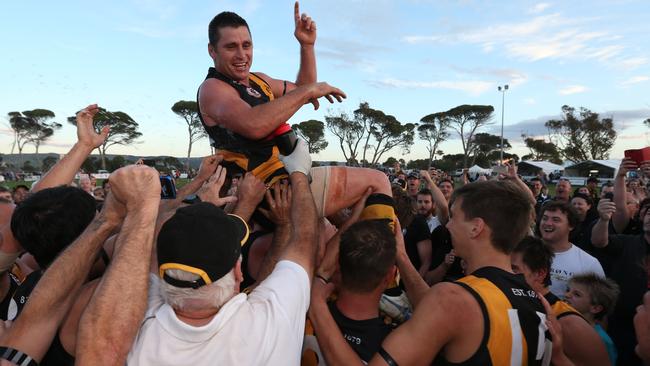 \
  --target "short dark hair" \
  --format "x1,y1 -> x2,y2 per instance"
513,236 -> 554,286
11,186 -> 96,268
0,186 -> 10,194
208,11 -> 250,46
438,178 -> 453,187
13,185 -> 29,193
571,192 -> 593,206
417,188 -> 433,200
530,177 -> 541,183
540,200 -> 579,228
450,180 -> 533,254
569,273 -> 620,320
339,220 -> 396,293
